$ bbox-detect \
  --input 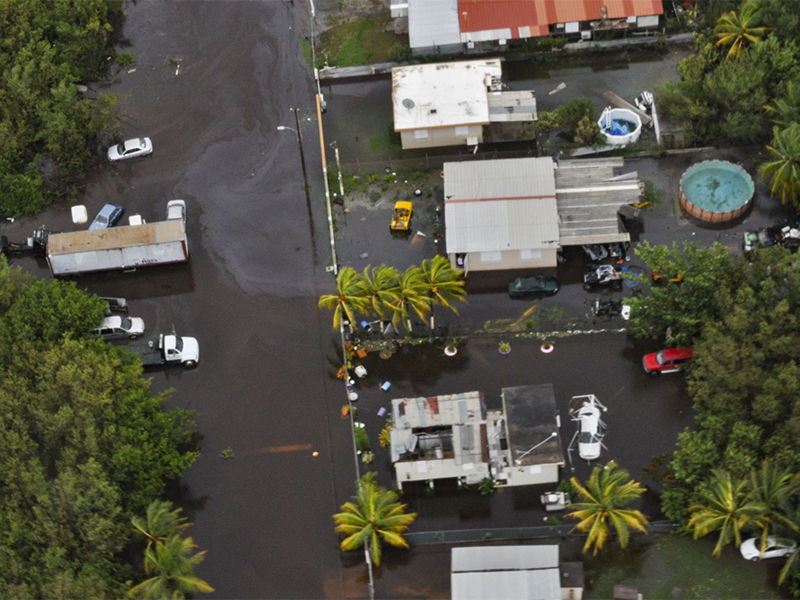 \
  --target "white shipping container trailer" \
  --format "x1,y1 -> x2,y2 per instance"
46,220 -> 189,276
